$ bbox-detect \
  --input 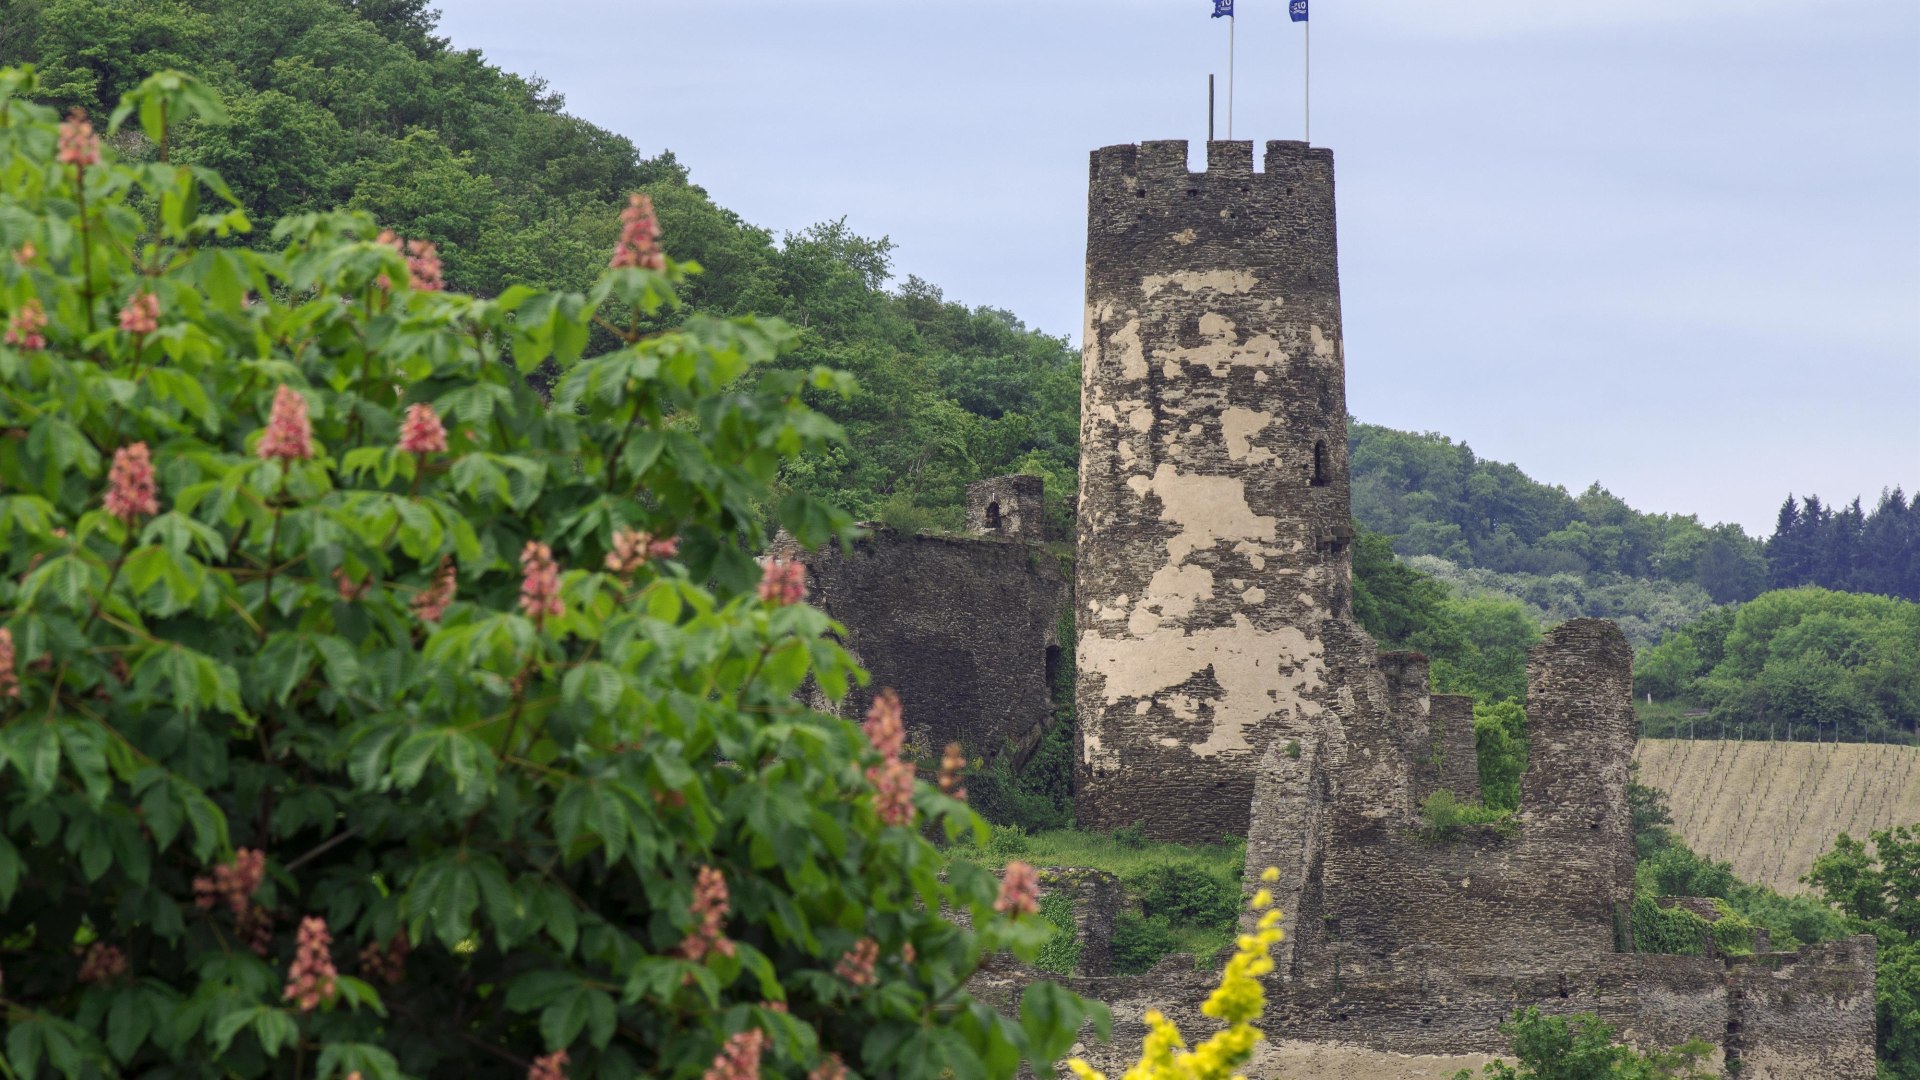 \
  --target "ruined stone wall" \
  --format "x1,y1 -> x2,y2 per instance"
1277,618 -> 1637,987
1076,139 -> 1354,841
1430,695 -> 1480,801
1728,936 -> 1879,1079
777,528 -> 1068,760
966,474 -> 1048,542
